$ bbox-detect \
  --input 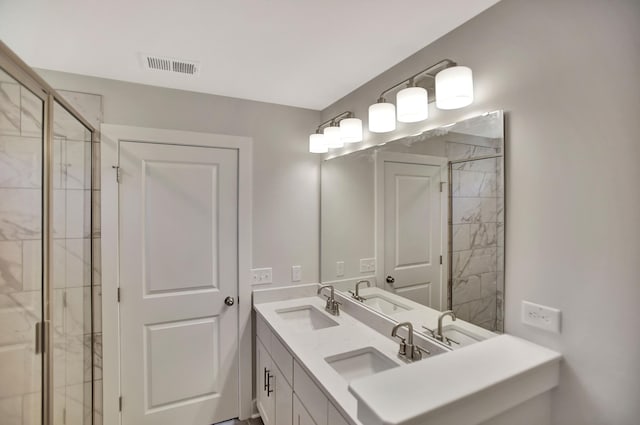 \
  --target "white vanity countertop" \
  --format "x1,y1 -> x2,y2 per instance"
349,334 -> 562,425
254,295 -> 408,424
